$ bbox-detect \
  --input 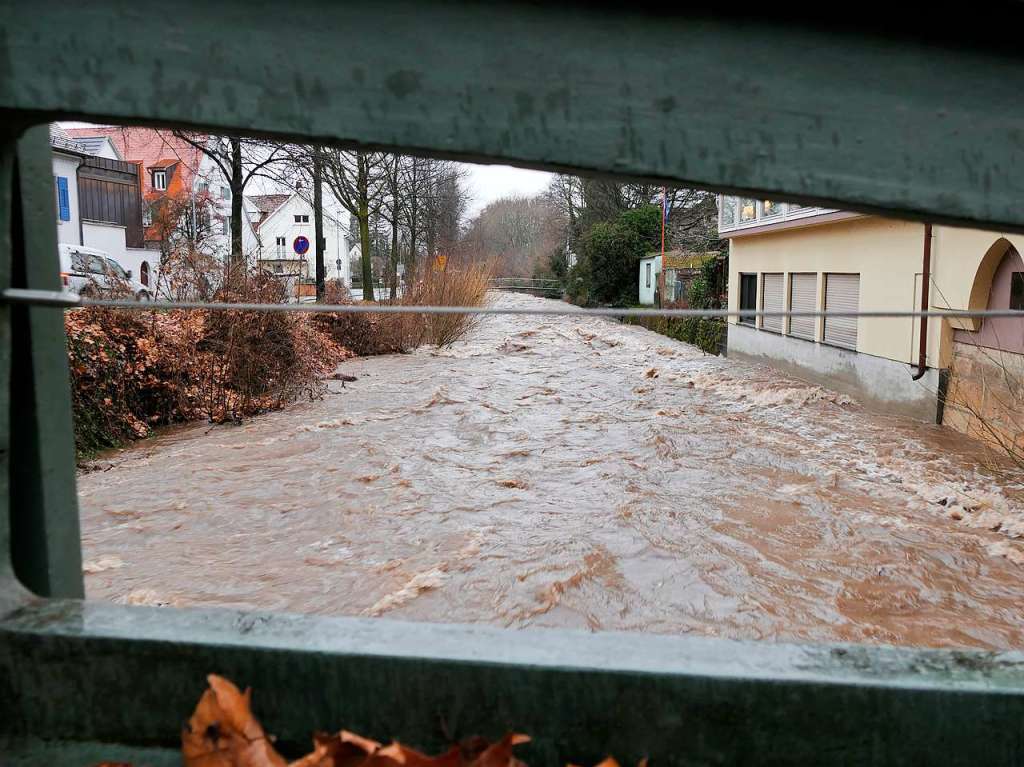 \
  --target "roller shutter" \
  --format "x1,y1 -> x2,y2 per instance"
789,273 -> 817,340
824,273 -> 859,349
761,273 -> 784,333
